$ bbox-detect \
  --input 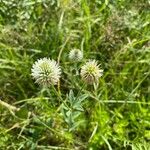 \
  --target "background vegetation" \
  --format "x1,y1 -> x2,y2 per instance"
0,0 -> 150,149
